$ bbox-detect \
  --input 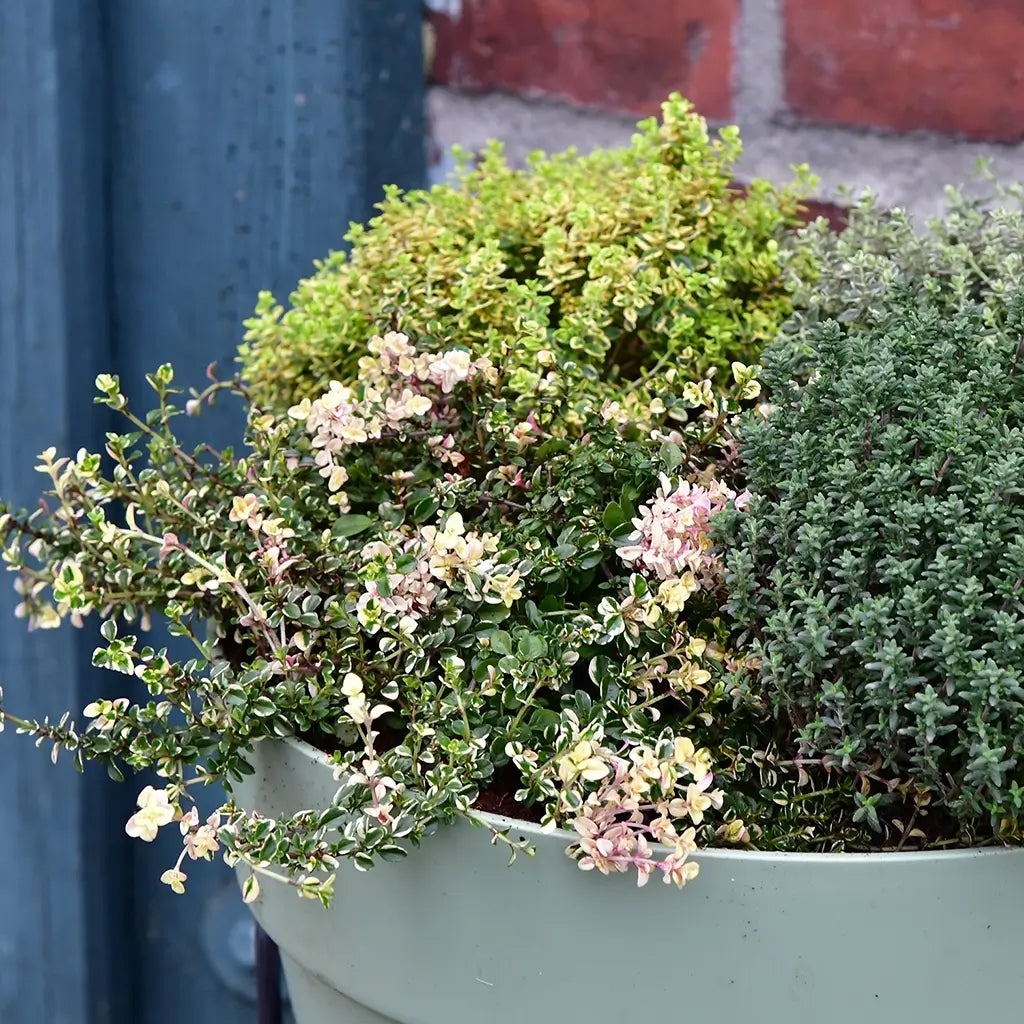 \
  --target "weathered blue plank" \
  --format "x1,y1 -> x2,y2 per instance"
104,6 -> 423,1021
1,2 -> 424,1022
0,2 -> 133,1023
